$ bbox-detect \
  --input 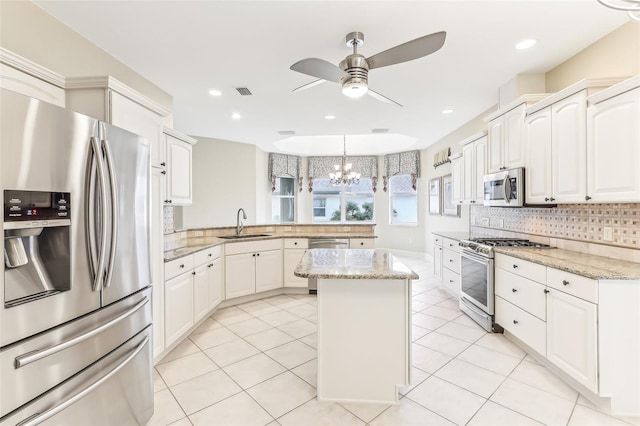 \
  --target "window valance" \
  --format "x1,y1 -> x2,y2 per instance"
307,156 -> 378,179
268,153 -> 301,192
383,150 -> 420,191
307,156 -> 379,192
